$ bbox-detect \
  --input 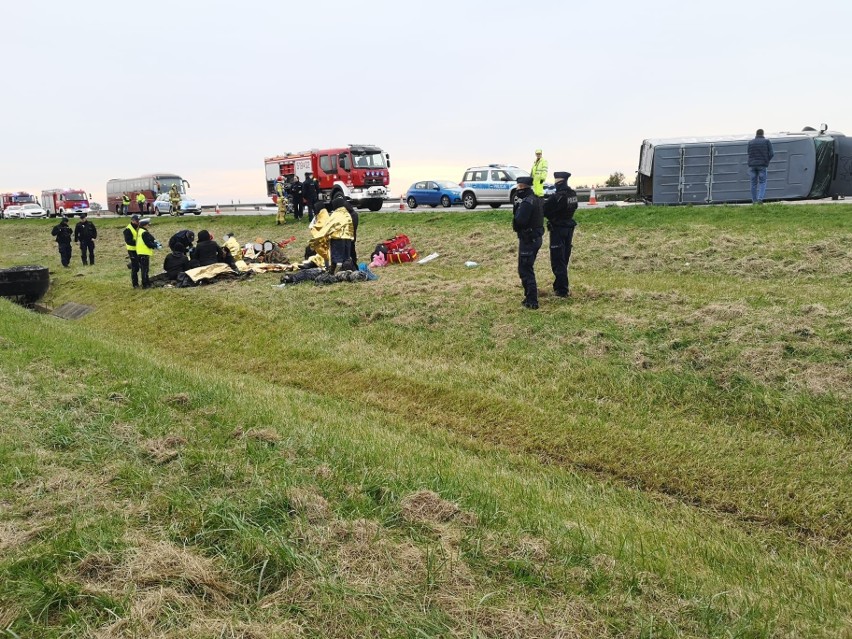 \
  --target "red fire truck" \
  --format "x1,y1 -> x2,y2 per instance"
41,189 -> 91,218
1,192 -> 37,214
264,144 -> 391,211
